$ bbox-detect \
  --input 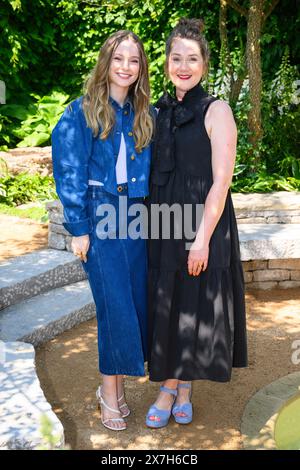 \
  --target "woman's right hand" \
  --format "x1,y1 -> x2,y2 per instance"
187,240 -> 209,276
71,235 -> 90,263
